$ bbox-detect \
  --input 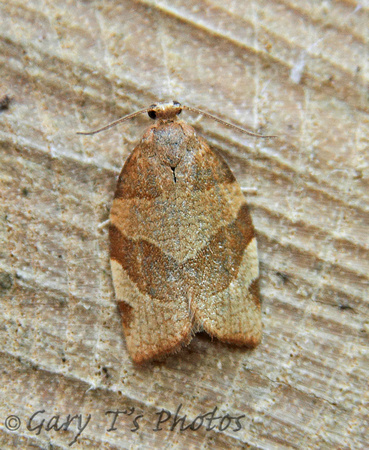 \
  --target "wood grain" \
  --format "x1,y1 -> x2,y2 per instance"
0,0 -> 368,448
